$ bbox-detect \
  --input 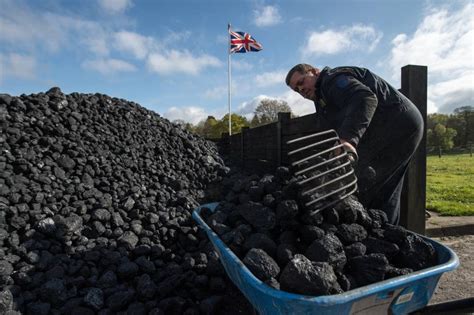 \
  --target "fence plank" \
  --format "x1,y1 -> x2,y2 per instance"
281,113 -> 321,137
400,65 -> 427,234
277,113 -> 291,166
241,127 -> 249,168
